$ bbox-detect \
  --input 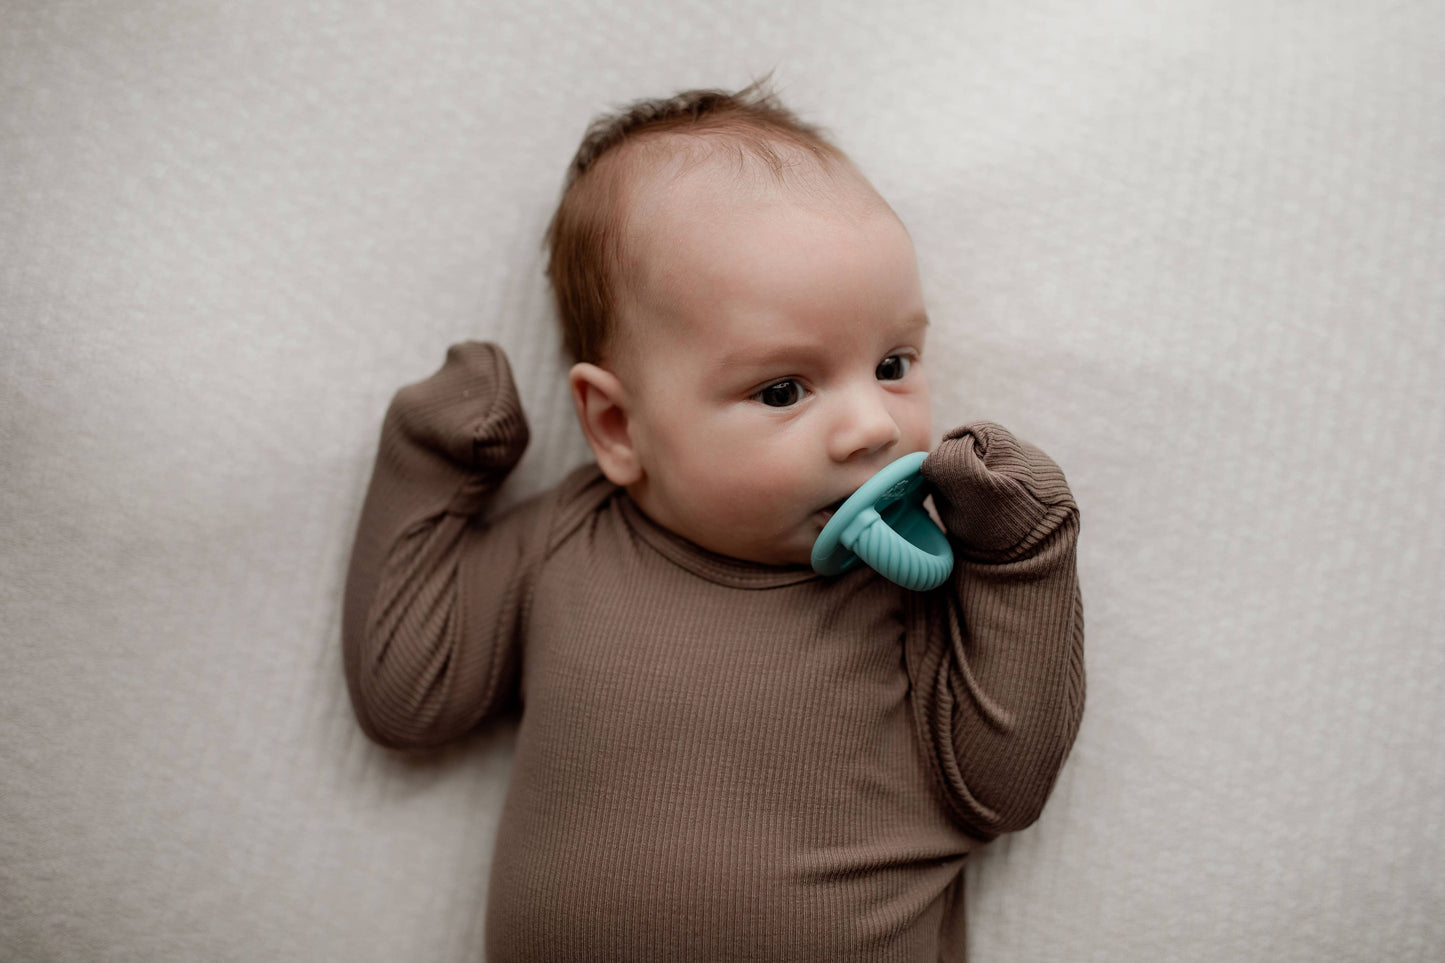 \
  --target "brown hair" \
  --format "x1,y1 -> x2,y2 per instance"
544,75 -> 850,365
